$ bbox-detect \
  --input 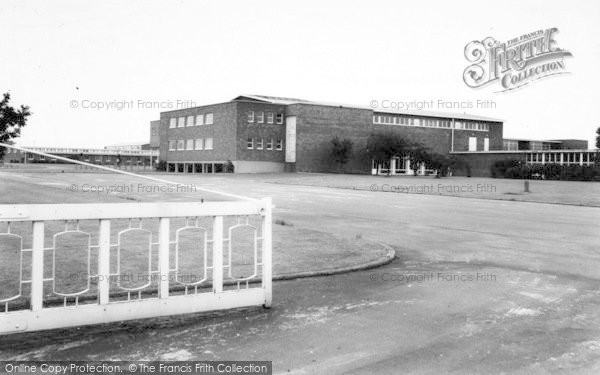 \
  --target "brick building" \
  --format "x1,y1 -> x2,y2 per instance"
158,95 -> 506,175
